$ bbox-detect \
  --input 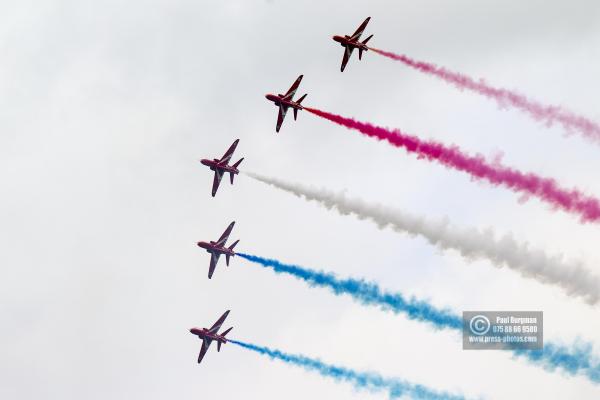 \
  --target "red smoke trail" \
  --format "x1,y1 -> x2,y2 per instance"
369,47 -> 600,143
304,106 -> 600,223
